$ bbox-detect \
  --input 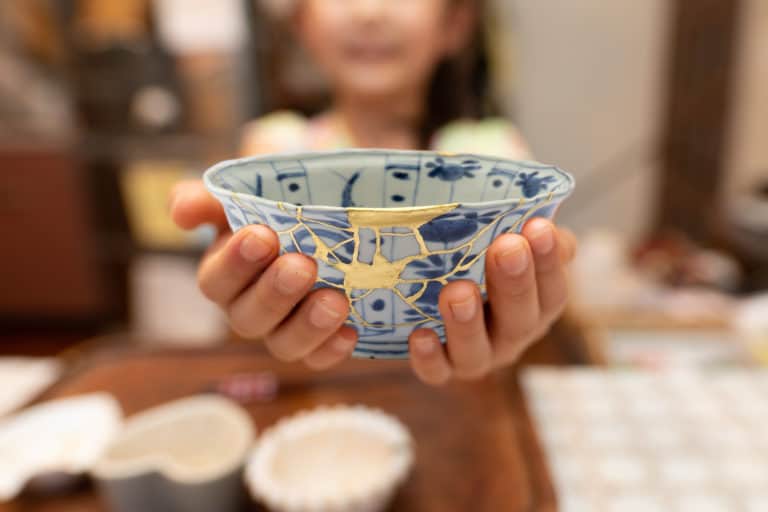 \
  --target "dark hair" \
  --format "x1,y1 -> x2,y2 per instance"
256,0 -> 495,149
419,2 -> 495,147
